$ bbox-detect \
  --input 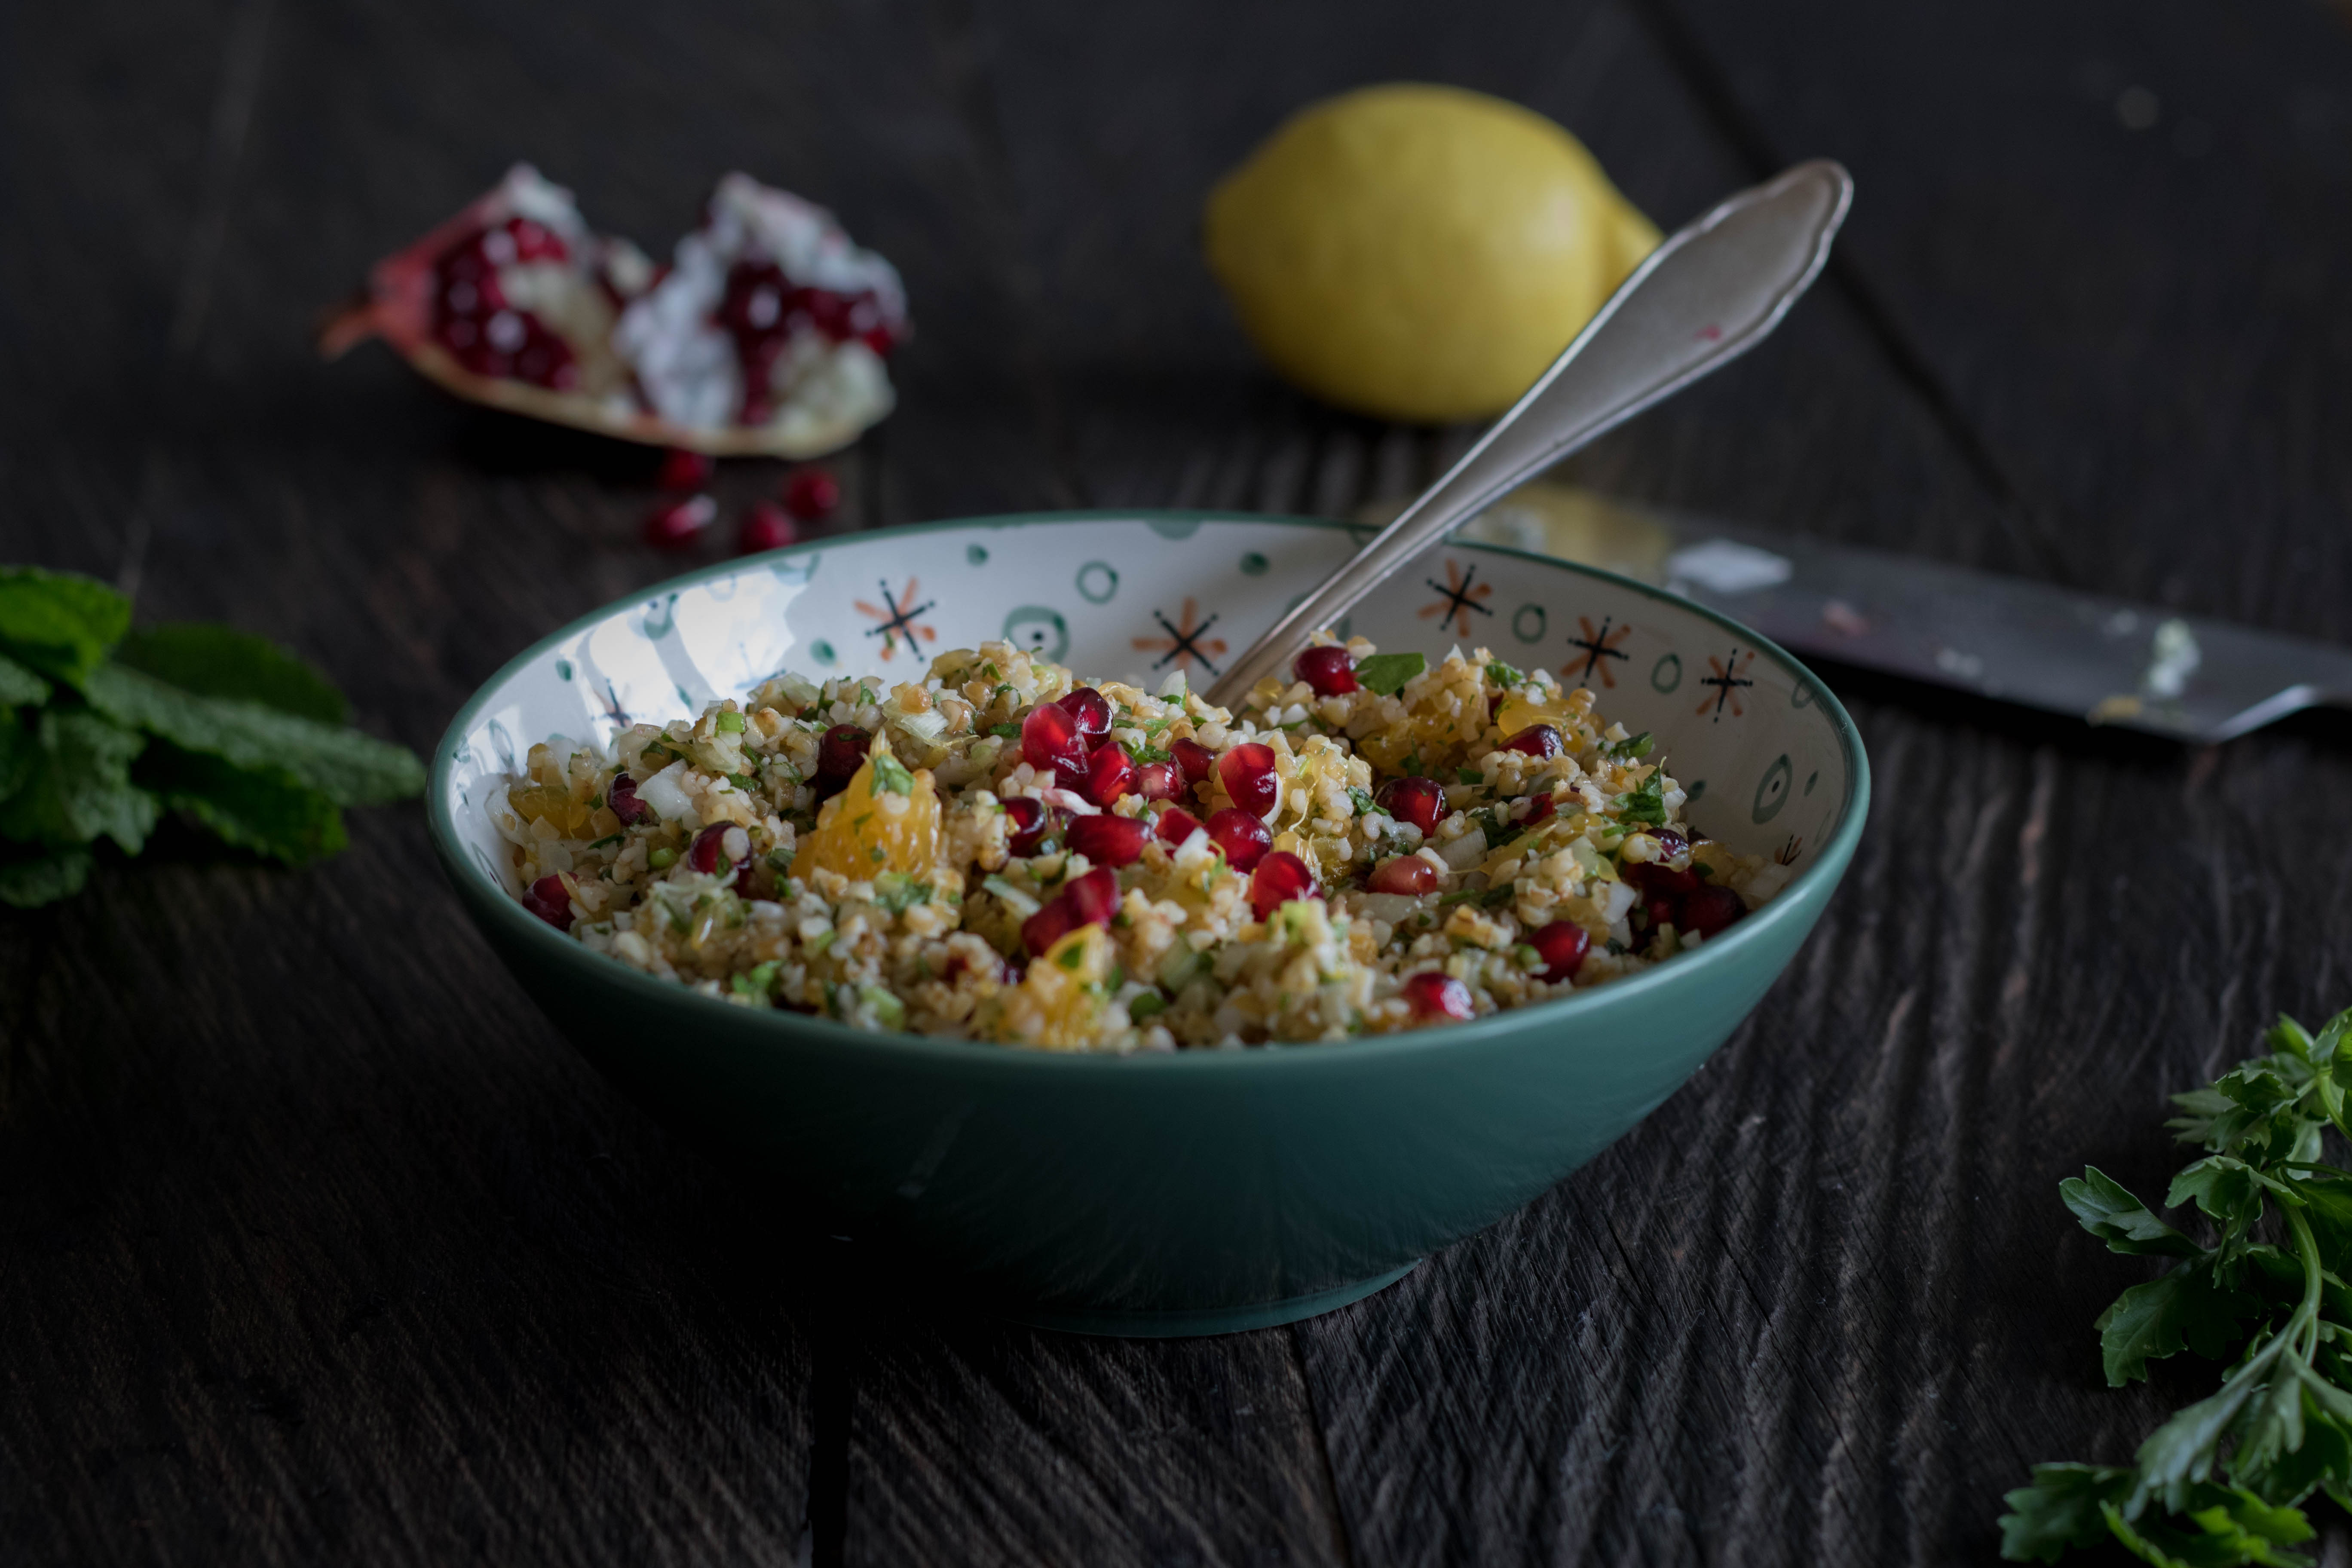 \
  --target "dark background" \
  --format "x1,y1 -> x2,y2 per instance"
7,1 -> 2352,1563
